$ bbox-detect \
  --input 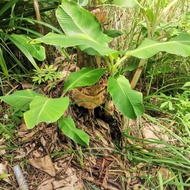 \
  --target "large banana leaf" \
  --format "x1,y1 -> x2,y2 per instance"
55,0 -> 112,55
108,75 -> 144,120
0,90 -> 43,111
30,1 -> 116,56
30,33 -> 115,56
126,33 -> 190,59
56,1 -> 107,44
24,96 -> 69,129
113,0 -> 141,8
64,67 -> 106,92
